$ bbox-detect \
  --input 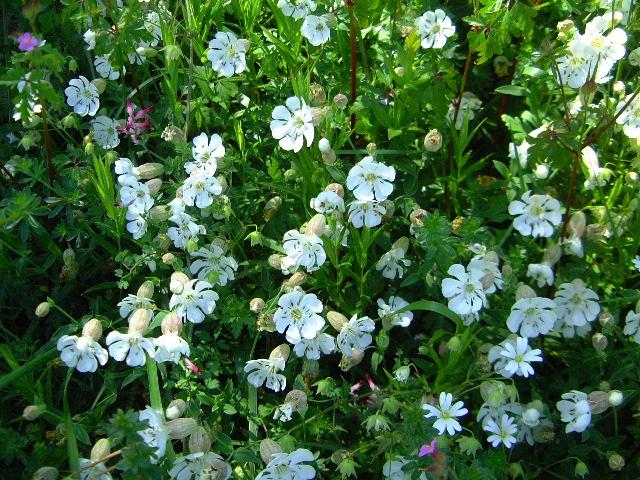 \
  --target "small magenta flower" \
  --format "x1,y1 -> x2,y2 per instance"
18,32 -> 40,52
117,99 -> 153,144
419,439 -> 438,457
184,358 -> 202,376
